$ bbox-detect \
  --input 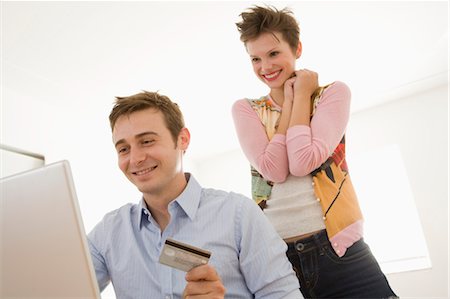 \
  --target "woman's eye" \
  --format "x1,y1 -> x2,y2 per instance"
251,57 -> 260,63
270,51 -> 279,57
